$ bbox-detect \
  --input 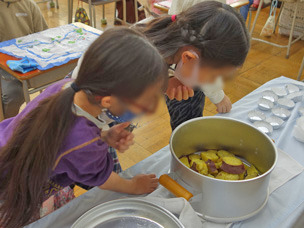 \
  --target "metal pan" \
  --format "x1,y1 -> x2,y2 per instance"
72,198 -> 184,228
163,117 -> 277,223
